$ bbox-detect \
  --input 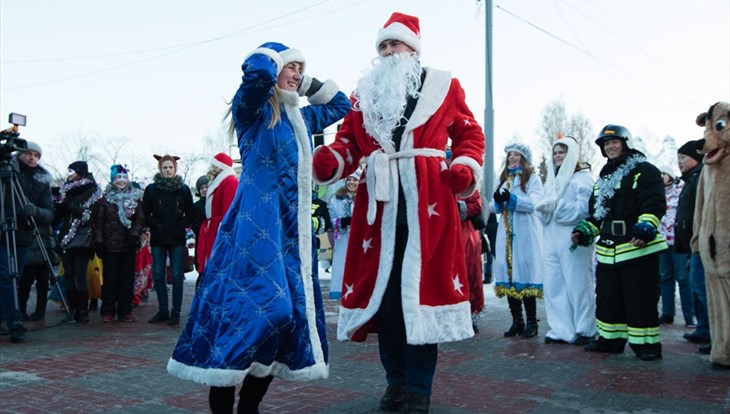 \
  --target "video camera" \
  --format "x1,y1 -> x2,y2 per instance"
0,113 -> 28,155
